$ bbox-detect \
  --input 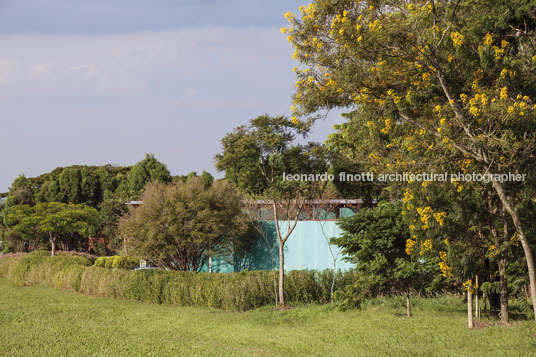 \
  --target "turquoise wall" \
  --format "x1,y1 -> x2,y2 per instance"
201,220 -> 355,273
